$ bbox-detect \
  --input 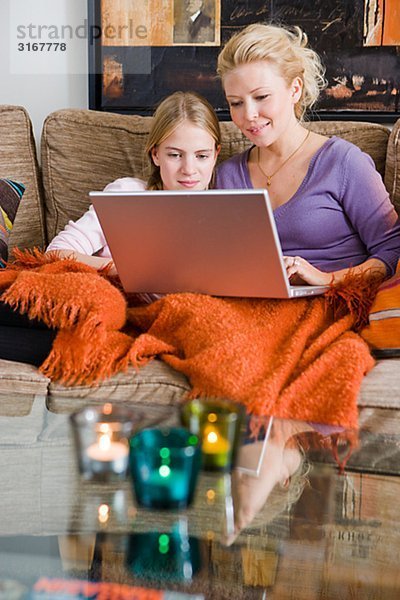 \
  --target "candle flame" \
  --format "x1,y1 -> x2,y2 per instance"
159,465 -> 171,478
99,433 -> 111,451
207,430 -> 218,444
159,533 -> 170,554
98,504 -> 110,524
